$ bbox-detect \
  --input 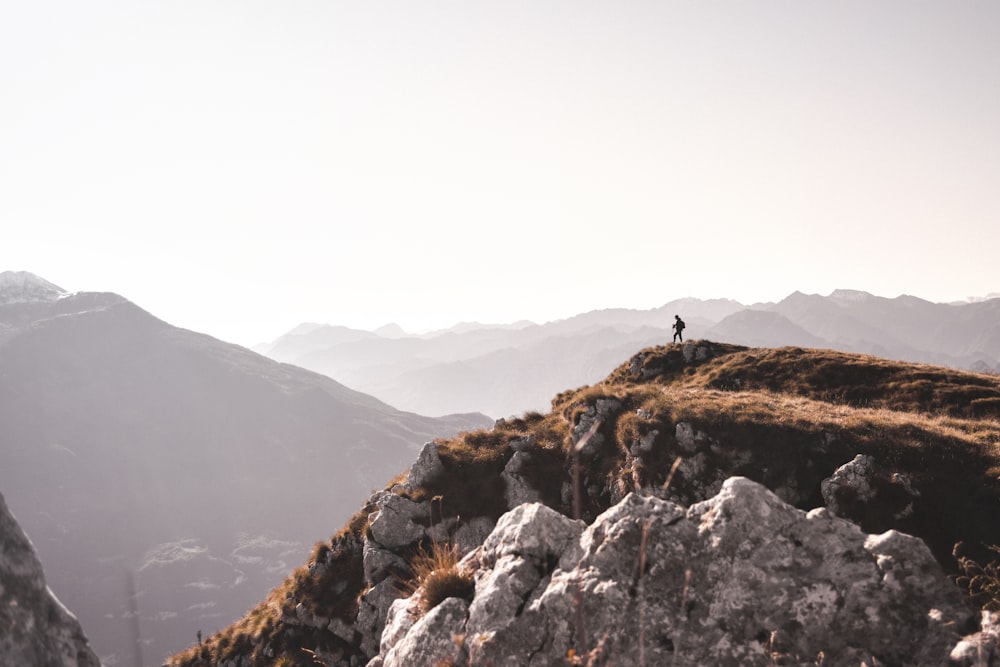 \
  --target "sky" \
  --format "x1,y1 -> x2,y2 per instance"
2,1 -> 998,347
